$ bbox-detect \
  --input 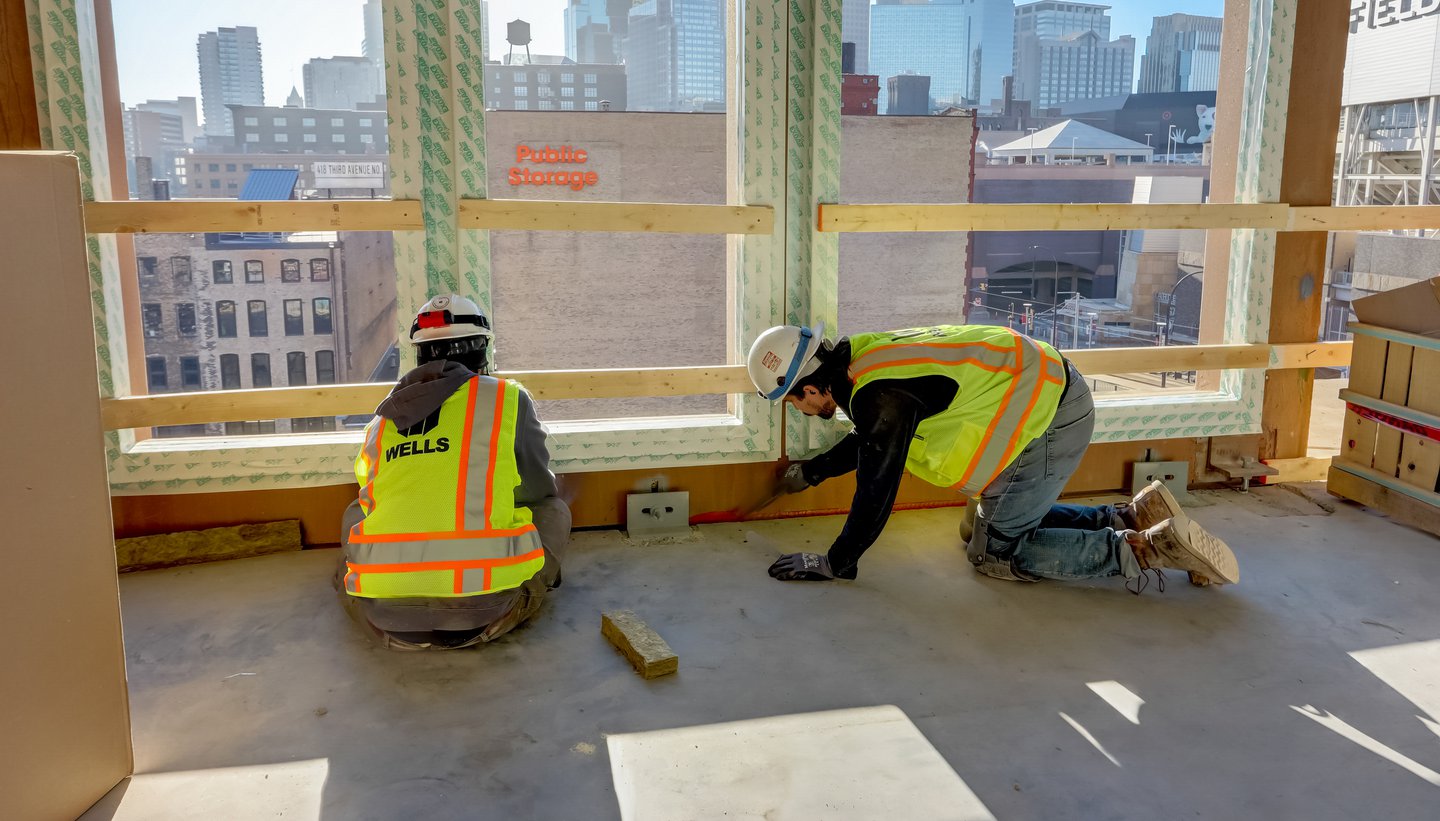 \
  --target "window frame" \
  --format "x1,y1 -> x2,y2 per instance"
283,298 -> 304,336
88,0 -> 1287,493
215,300 -> 237,338
247,299 -> 268,337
